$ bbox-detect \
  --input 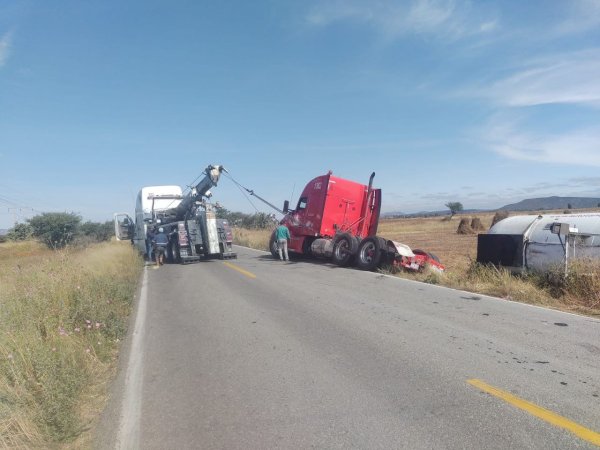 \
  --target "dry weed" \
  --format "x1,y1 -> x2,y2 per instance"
233,227 -> 271,251
0,240 -> 142,447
